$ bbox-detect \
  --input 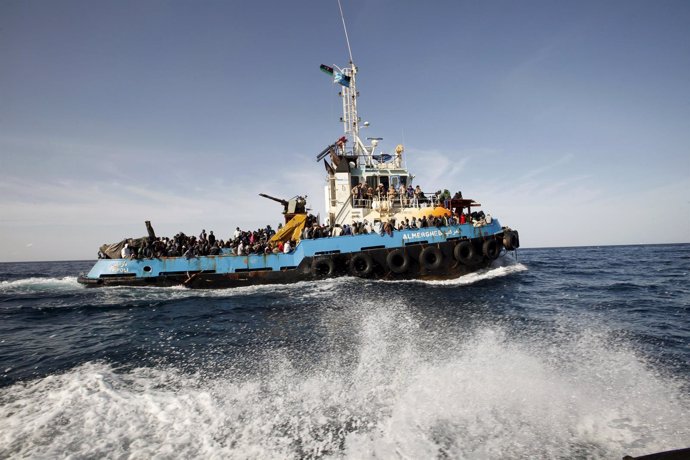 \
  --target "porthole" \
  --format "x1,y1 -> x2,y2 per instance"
143,266 -> 152,273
